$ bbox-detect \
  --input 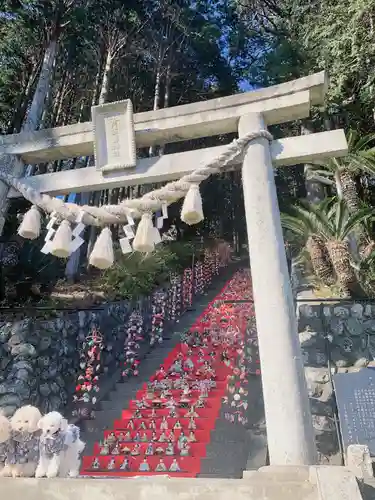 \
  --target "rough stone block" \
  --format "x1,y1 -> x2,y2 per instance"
346,444 -> 374,479
313,465 -> 364,500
